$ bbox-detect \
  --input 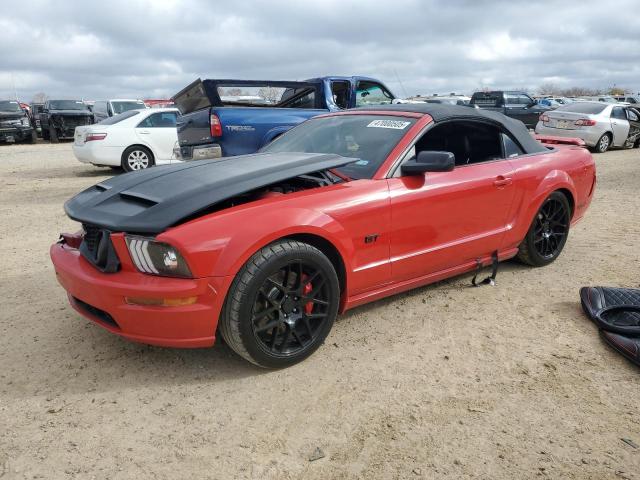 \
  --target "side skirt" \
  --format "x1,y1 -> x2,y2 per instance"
343,247 -> 519,311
